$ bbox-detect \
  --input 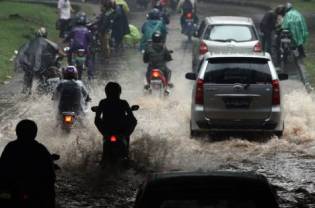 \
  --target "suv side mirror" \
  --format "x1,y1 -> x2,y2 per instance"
185,73 -> 197,80
278,73 -> 288,80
